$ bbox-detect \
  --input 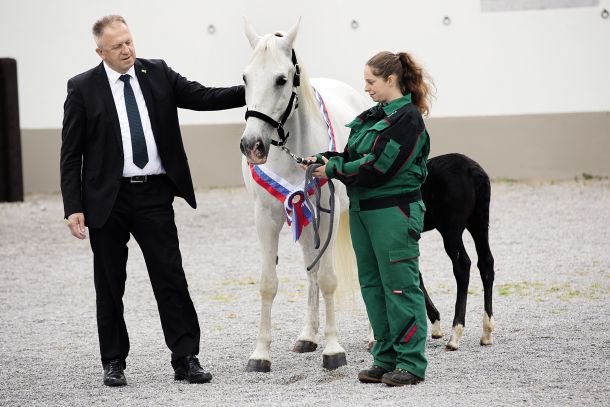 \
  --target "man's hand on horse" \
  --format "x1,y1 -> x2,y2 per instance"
66,212 -> 87,239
